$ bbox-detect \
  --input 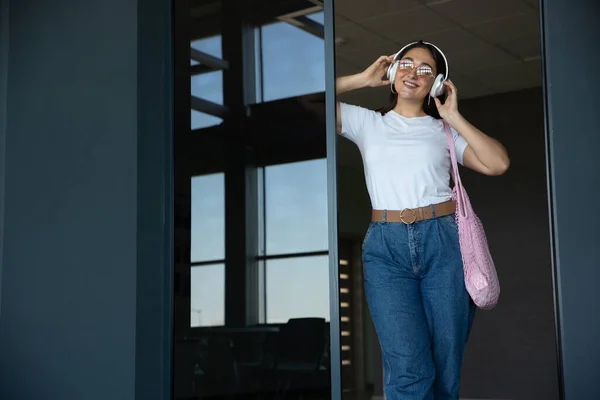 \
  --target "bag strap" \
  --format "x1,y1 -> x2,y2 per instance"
443,122 -> 468,218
